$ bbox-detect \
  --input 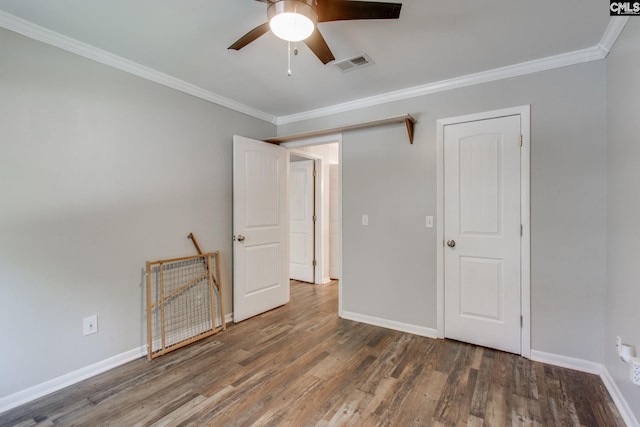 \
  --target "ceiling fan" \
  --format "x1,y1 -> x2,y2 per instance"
228,0 -> 403,65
